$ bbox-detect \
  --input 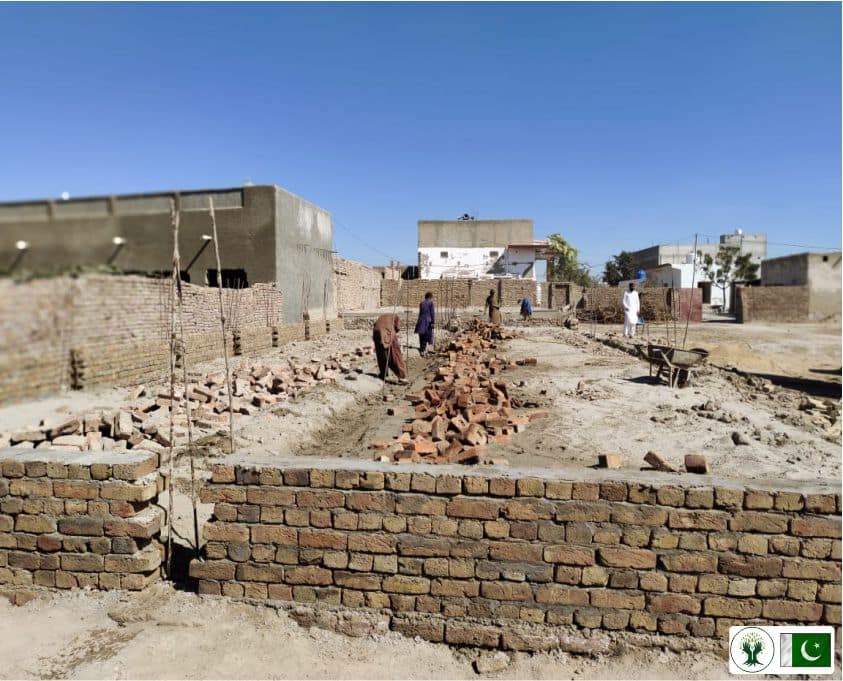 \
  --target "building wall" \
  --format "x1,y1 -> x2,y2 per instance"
807,253 -> 842,321
191,457 -> 841,648
274,187 -> 335,324
380,279 -> 543,311
418,246 -> 536,280
333,257 -> 381,312
418,220 -> 533,249
735,286 -> 811,324
0,273 -> 284,404
0,186 -> 278,285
